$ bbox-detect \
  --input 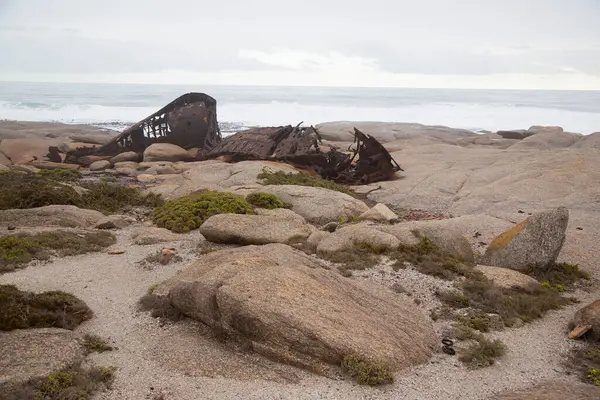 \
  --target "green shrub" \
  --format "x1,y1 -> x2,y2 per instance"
341,354 -> 394,386
6,364 -> 116,400
567,343 -> 600,386
79,182 -> 163,214
0,284 -> 93,331
528,262 -> 591,289
0,231 -> 116,273
257,168 -> 355,196
153,190 -> 255,233
245,192 -> 286,209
